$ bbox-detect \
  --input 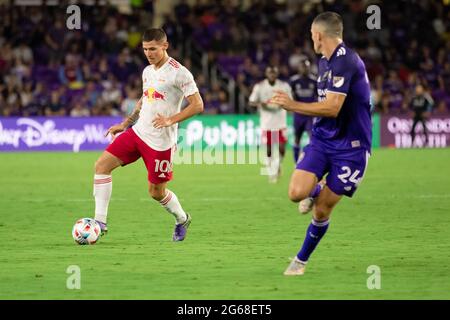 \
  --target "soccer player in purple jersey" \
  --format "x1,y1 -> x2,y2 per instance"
271,12 -> 372,275
289,58 -> 317,163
